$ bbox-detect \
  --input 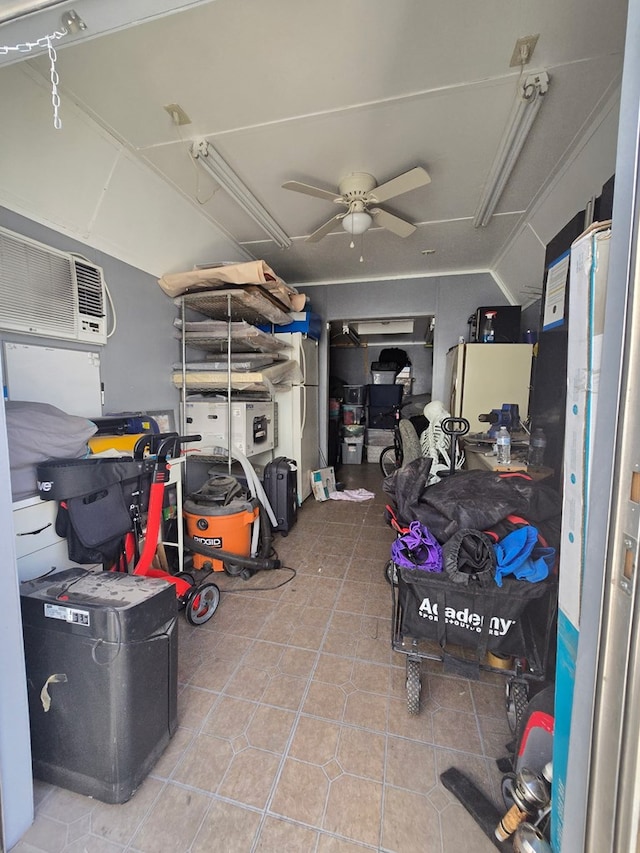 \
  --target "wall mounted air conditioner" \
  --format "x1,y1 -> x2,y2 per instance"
0,226 -> 107,345
352,319 -> 414,335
